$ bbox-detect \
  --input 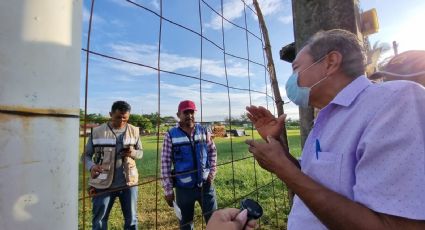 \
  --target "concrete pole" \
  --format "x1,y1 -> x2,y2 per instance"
0,1 -> 82,229
291,0 -> 362,148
